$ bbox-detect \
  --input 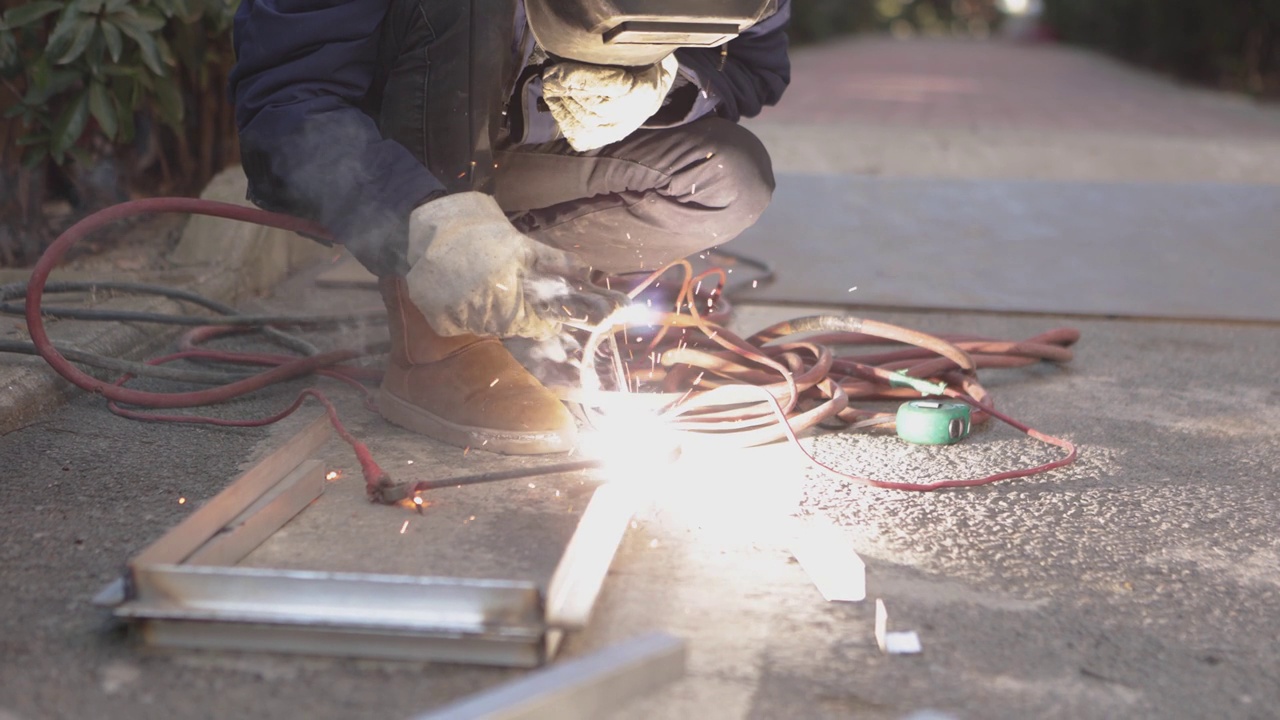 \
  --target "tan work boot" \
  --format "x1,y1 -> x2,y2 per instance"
376,276 -> 577,454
